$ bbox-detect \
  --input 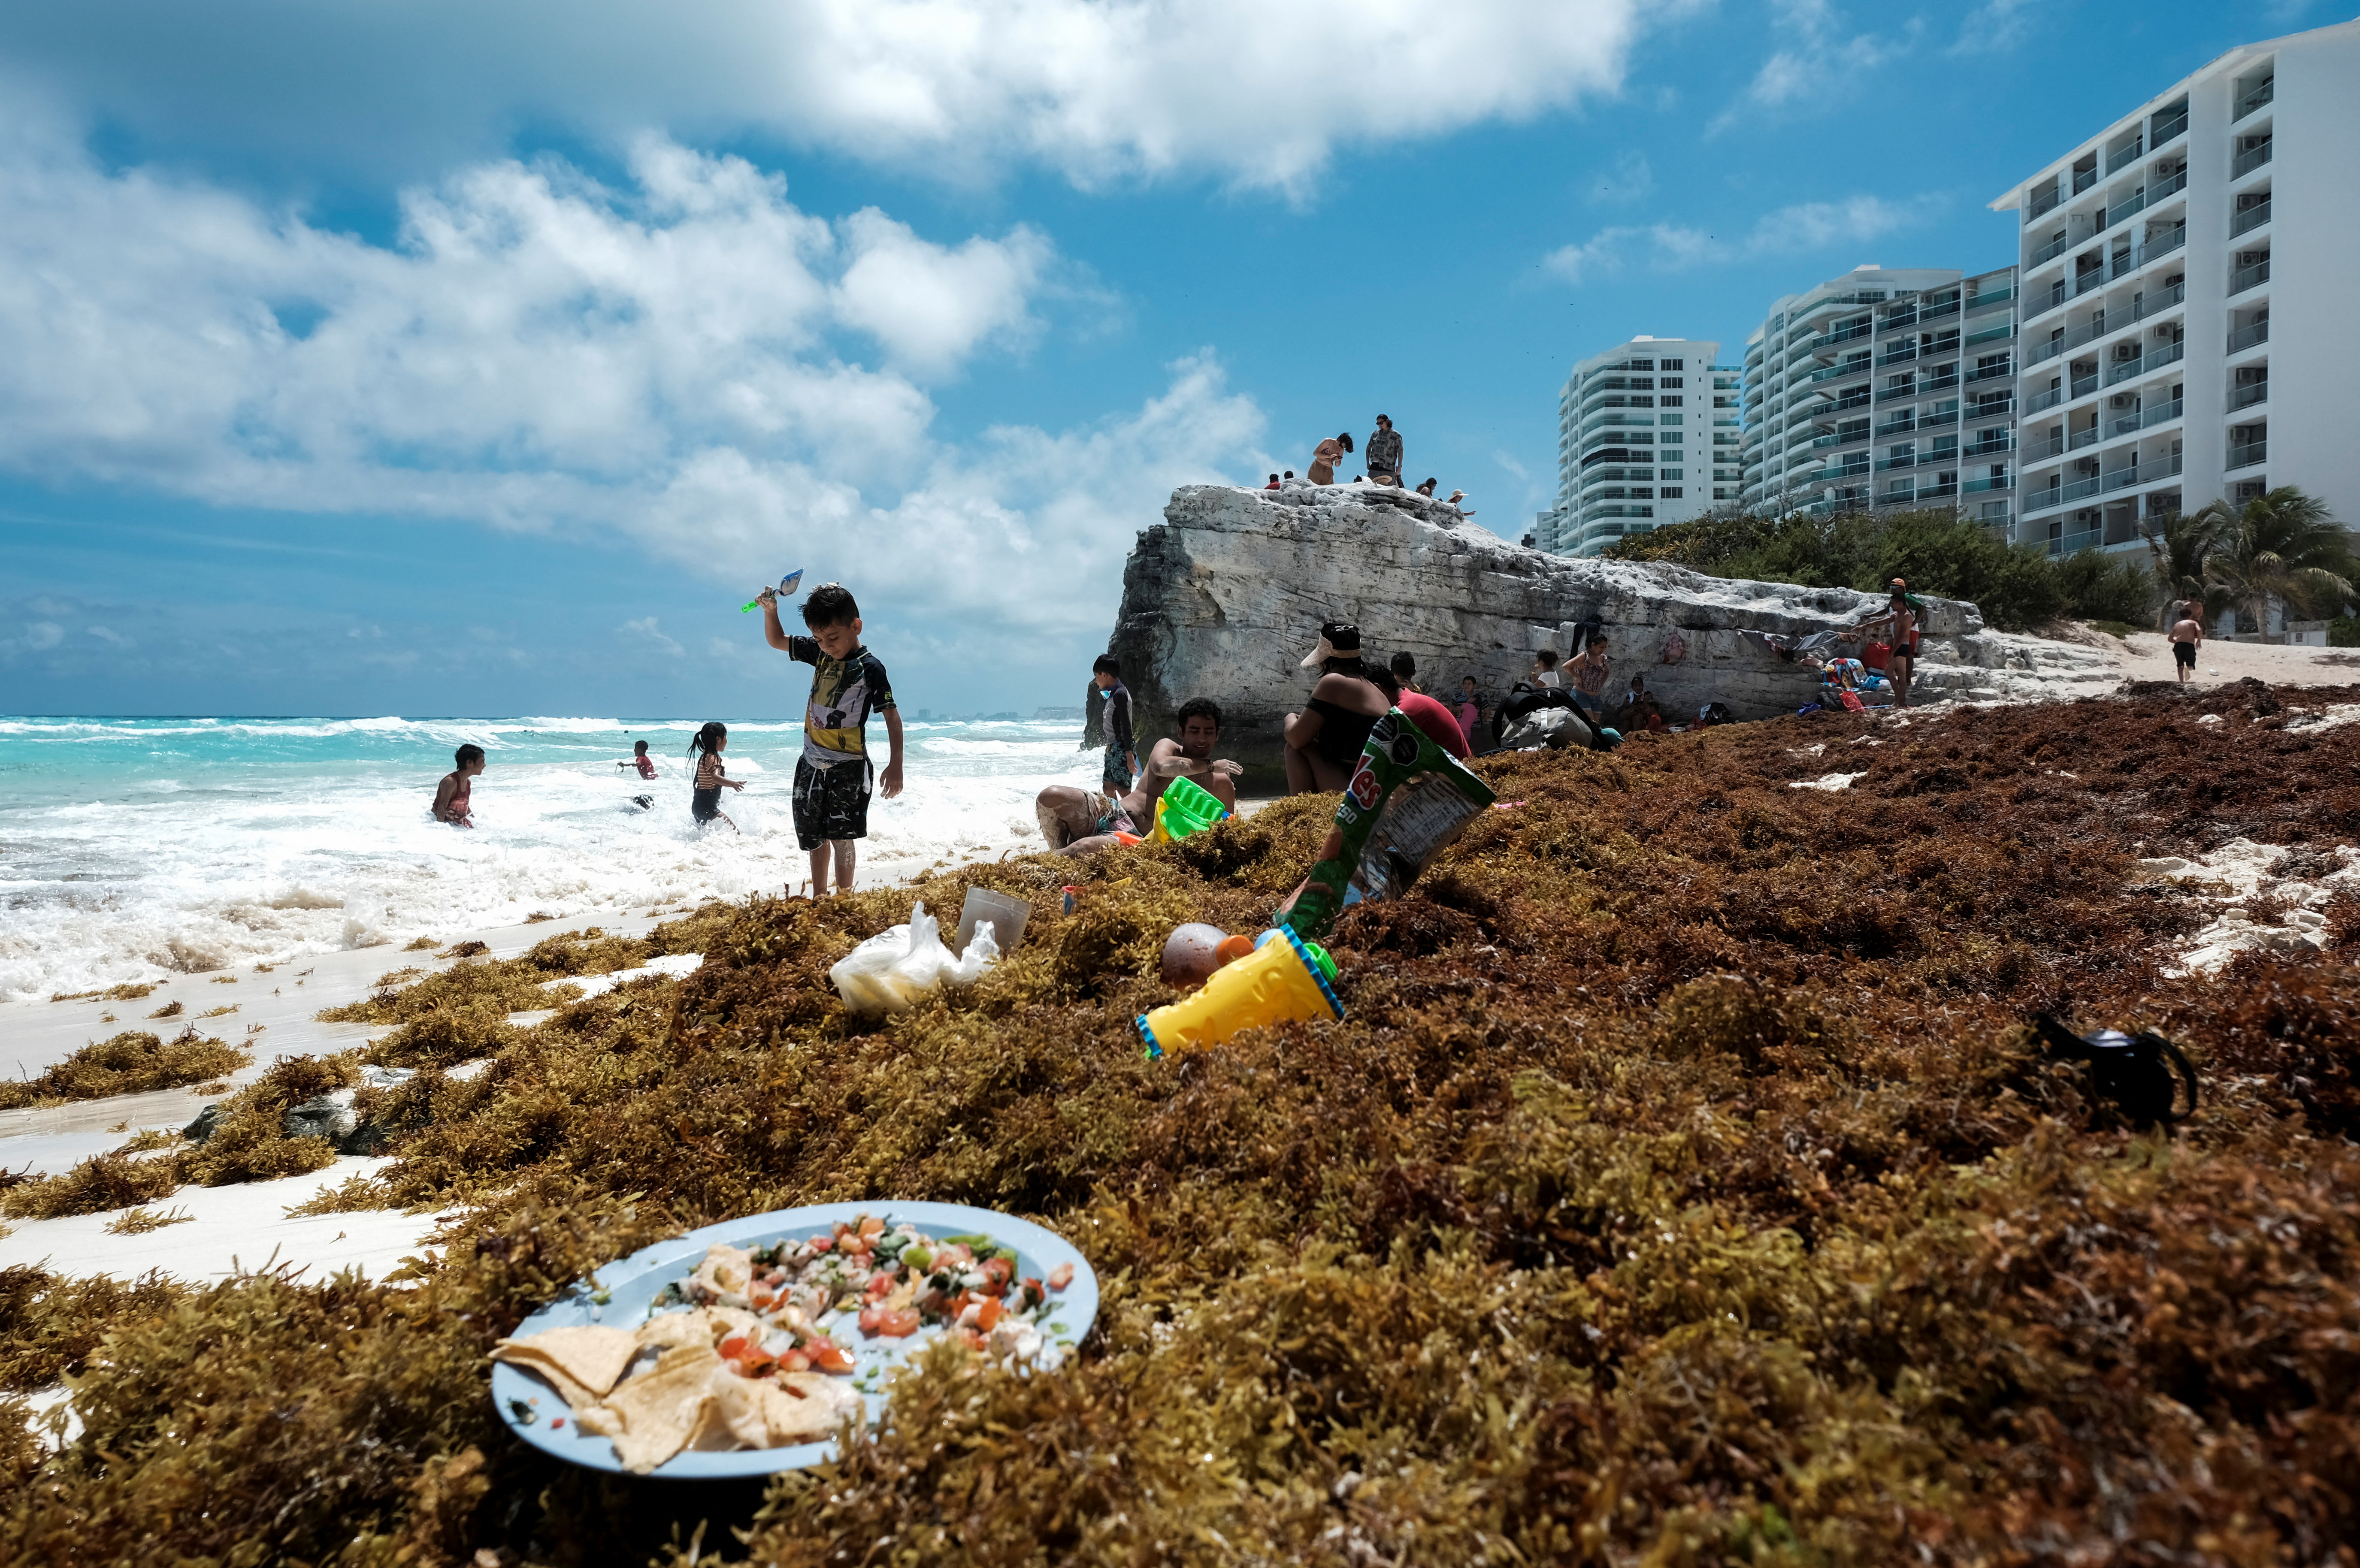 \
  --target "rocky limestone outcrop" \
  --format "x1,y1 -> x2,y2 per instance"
1107,482 -> 2120,779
